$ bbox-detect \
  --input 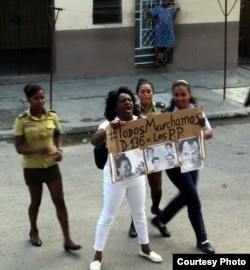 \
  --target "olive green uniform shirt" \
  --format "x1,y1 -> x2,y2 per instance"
136,101 -> 166,117
14,109 -> 60,168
